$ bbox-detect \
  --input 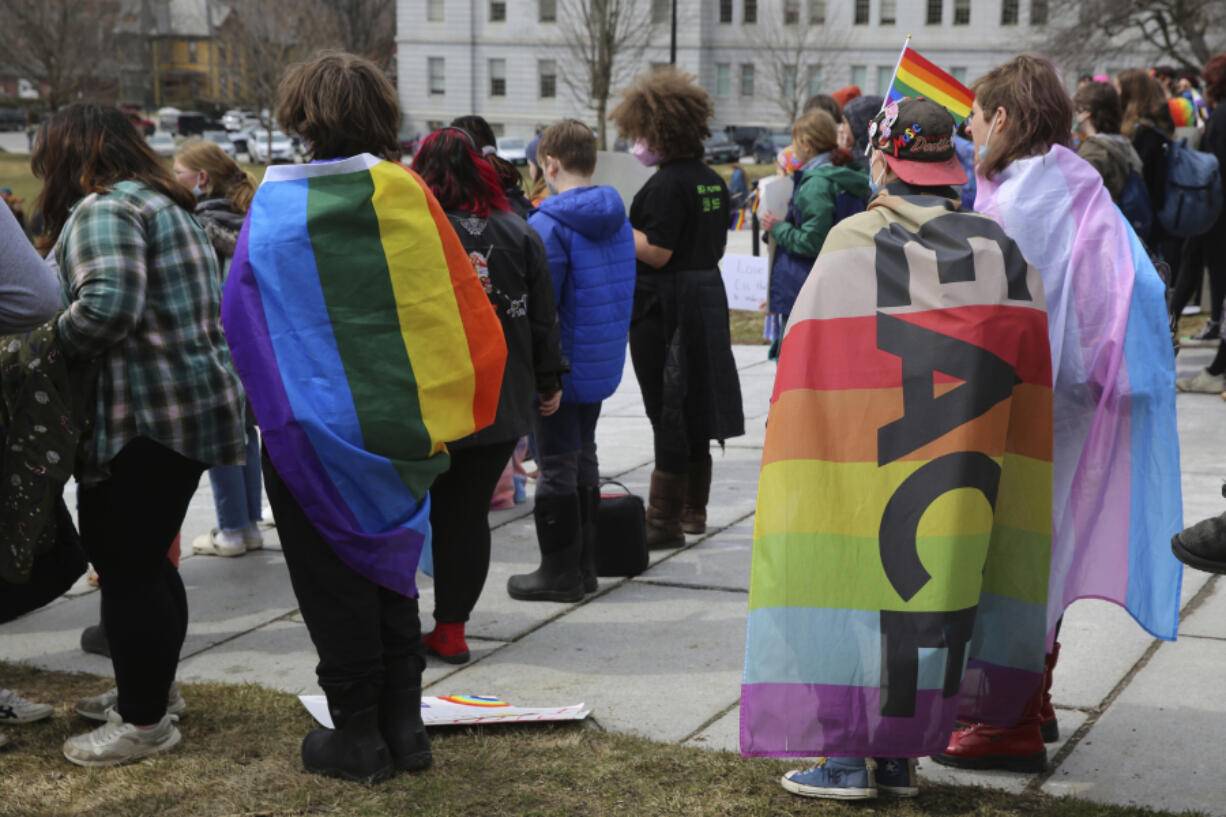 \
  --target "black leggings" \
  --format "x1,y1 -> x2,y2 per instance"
78,437 -> 205,725
262,448 -> 422,688
428,440 -> 518,623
